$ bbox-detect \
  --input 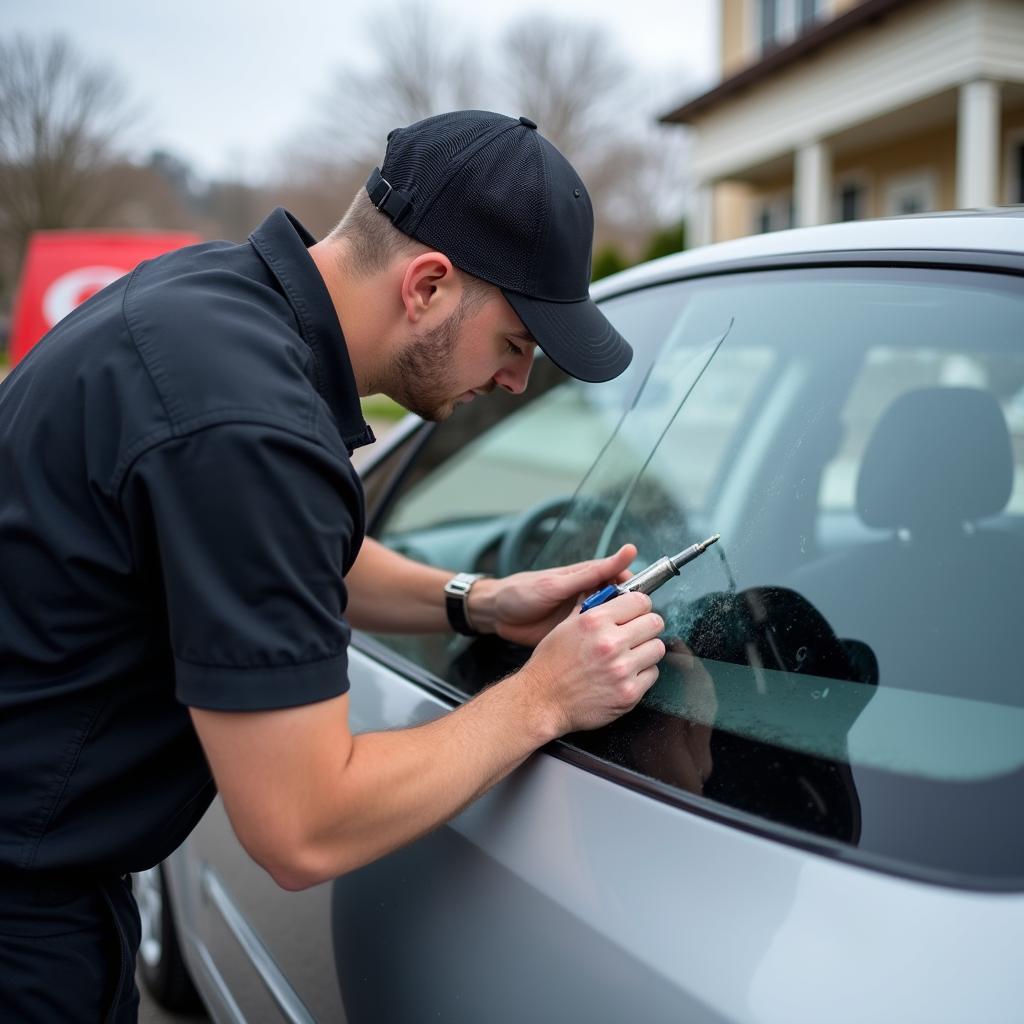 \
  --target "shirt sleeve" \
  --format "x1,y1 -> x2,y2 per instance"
122,421 -> 363,711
